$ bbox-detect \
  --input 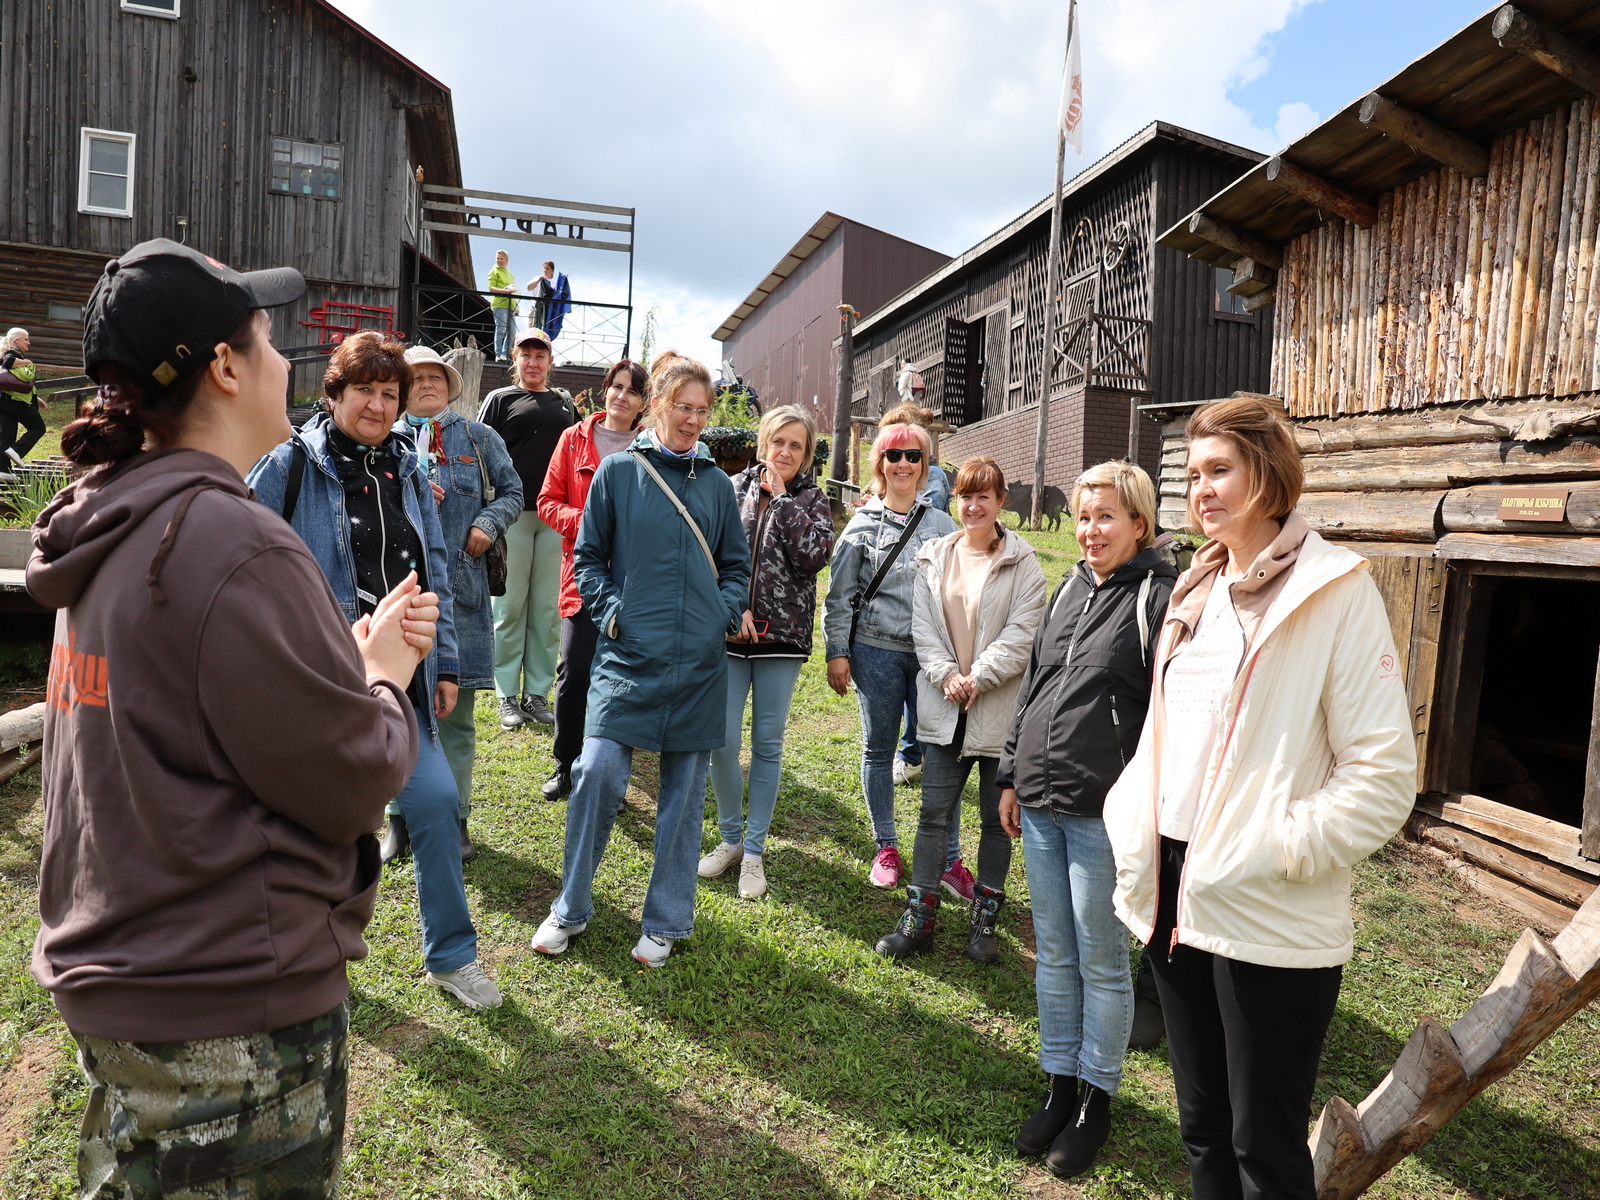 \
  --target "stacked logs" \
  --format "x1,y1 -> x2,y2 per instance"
1274,95 -> 1600,418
